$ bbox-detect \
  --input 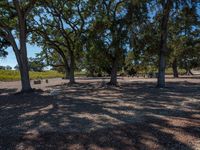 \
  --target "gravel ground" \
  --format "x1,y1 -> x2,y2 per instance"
0,76 -> 200,150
